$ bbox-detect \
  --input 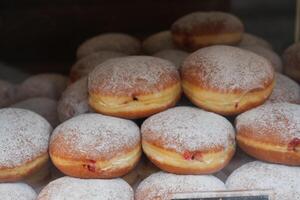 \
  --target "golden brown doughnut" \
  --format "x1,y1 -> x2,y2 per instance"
236,103 -> 300,165
171,11 -> 244,51
238,33 -> 273,49
0,108 -> 52,182
142,31 -> 177,54
50,113 -> 141,178
283,42 -> 300,82
88,56 -> 181,119
181,45 -> 275,115
0,182 -> 37,200
153,49 -> 189,69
